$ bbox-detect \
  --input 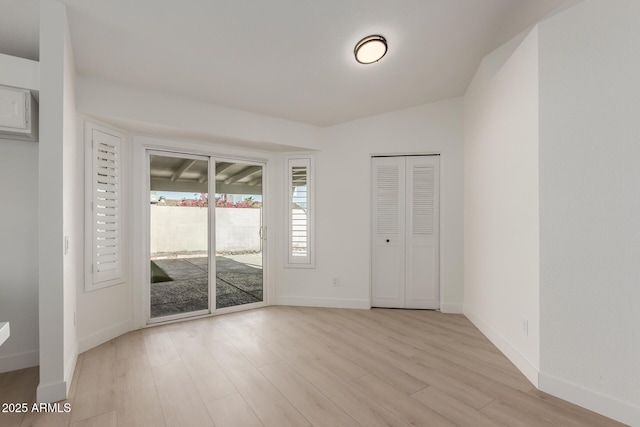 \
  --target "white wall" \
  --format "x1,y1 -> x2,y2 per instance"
215,208 -> 262,253
61,12 -> 79,395
150,206 -> 262,254
538,1 -> 640,424
37,0 -> 81,403
0,52 -> 40,374
150,206 -> 208,255
463,27 -> 540,385
276,98 -> 464,312
0,140 -> 39,372
76,274 -> 132,354
76,76 -> 322,151
38,0 -> 68,403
